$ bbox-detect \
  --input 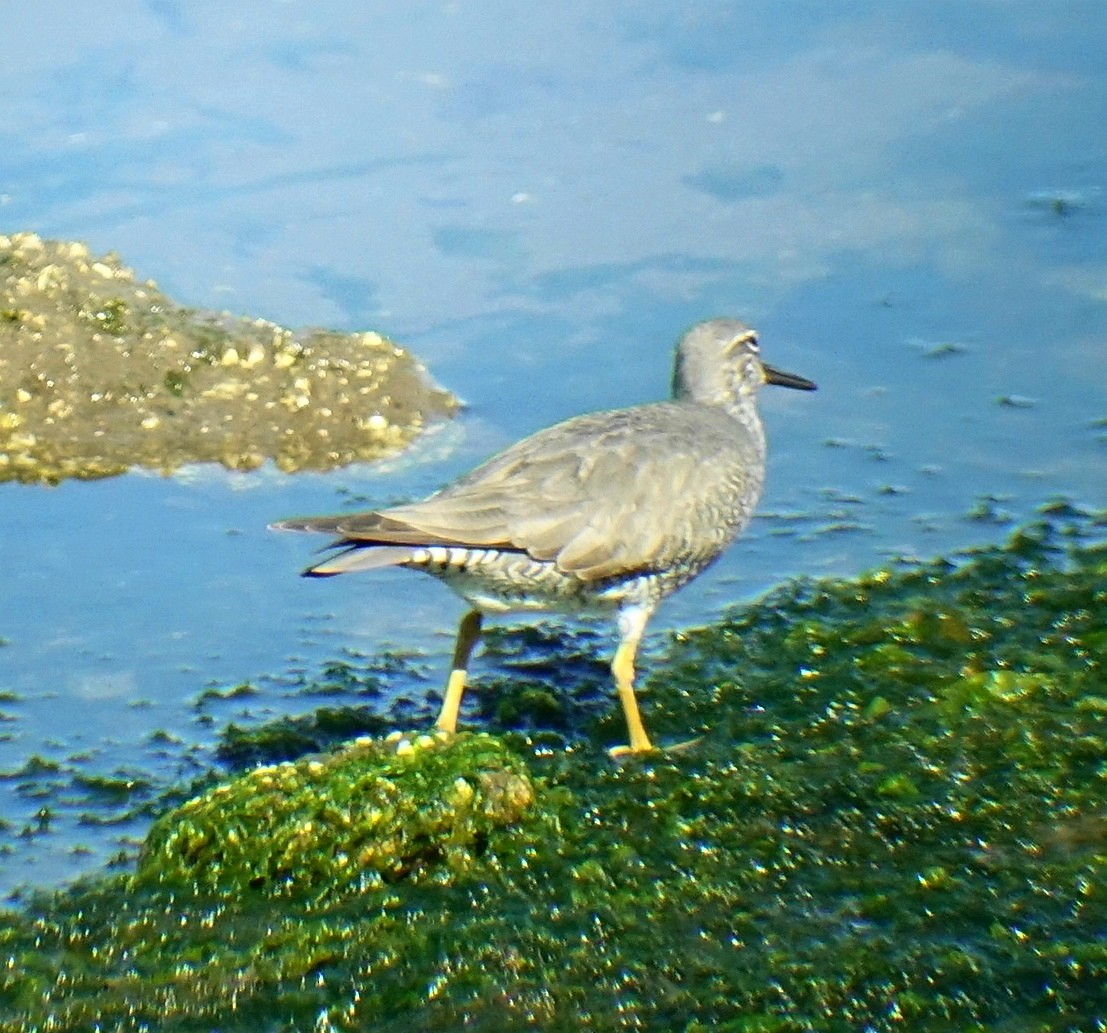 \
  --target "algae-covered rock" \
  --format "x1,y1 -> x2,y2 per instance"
138,731 -> 534,897
0,232 -> 458,483
1,508 -> 1106,1032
